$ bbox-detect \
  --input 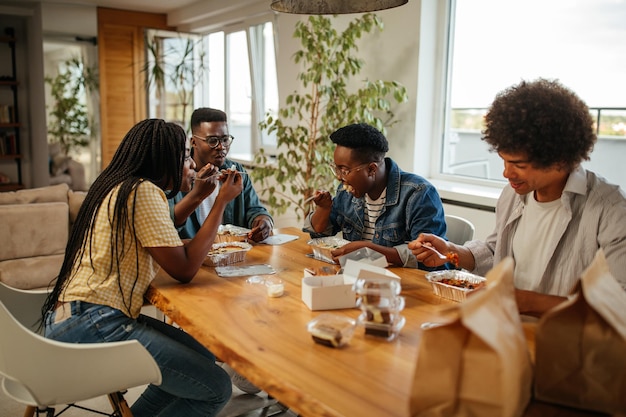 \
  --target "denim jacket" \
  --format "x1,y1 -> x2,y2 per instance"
169,158 -> 272,239
303,157 -> 448,269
